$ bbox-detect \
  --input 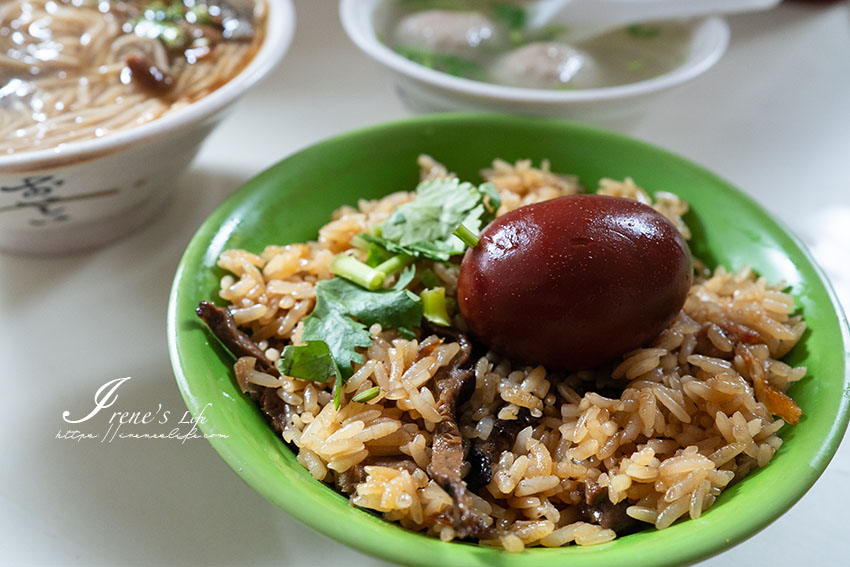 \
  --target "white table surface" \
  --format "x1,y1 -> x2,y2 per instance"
2,1 -> 848,565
